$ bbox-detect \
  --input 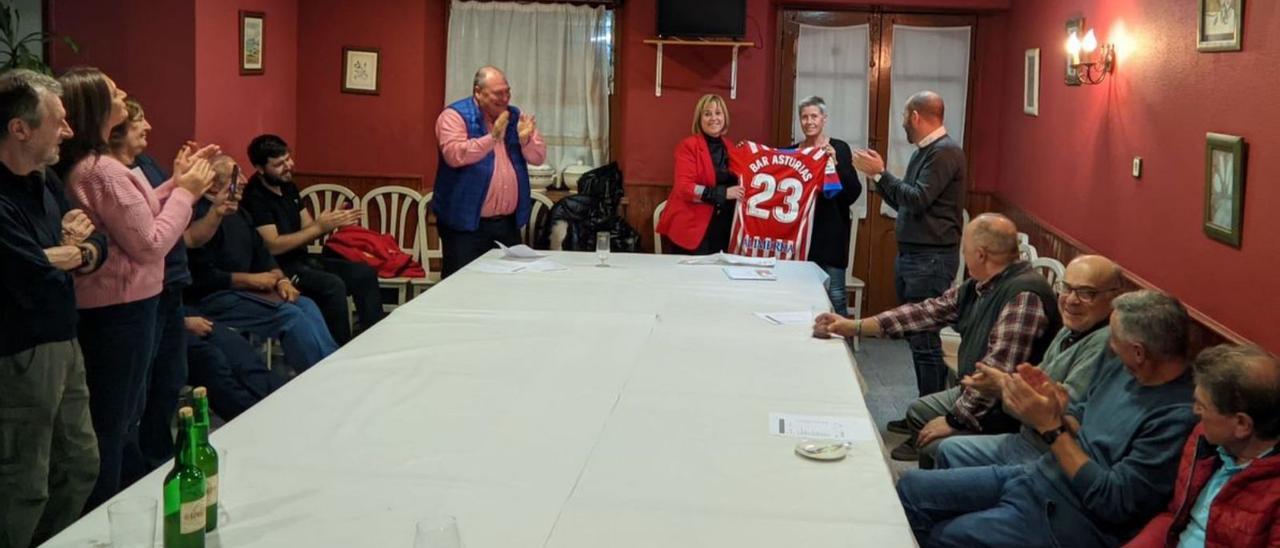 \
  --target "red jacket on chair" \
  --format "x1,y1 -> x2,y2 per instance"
323,226 -> 426,279
655,134 -> 732,251
1124,424 -> 1280,548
